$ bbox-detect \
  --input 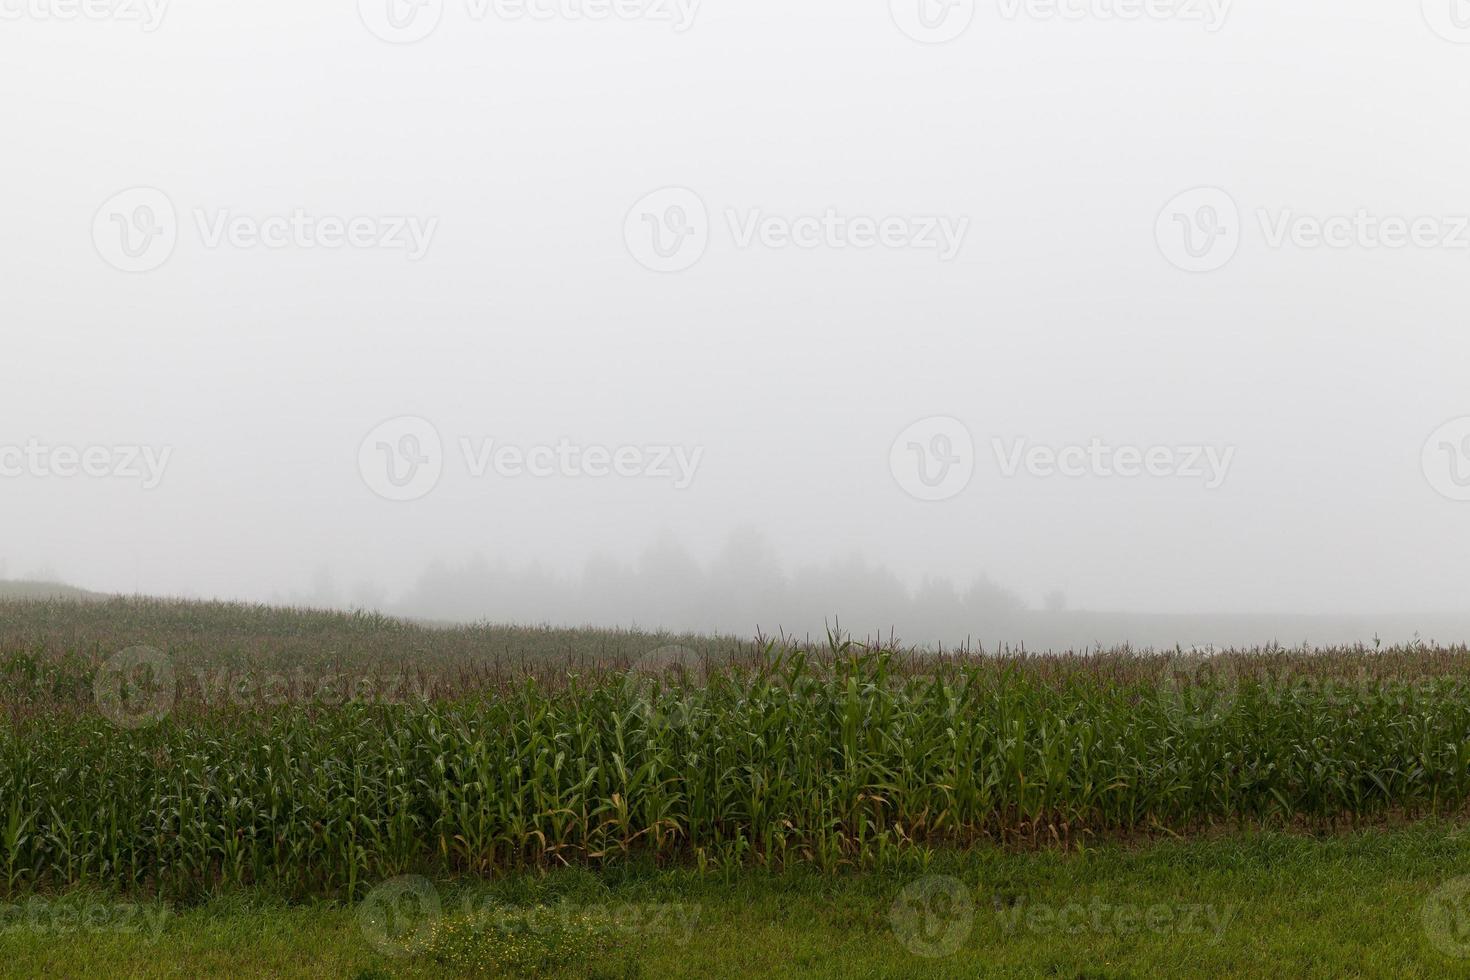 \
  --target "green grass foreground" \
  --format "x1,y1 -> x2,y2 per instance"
5,823 -> 1470,978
